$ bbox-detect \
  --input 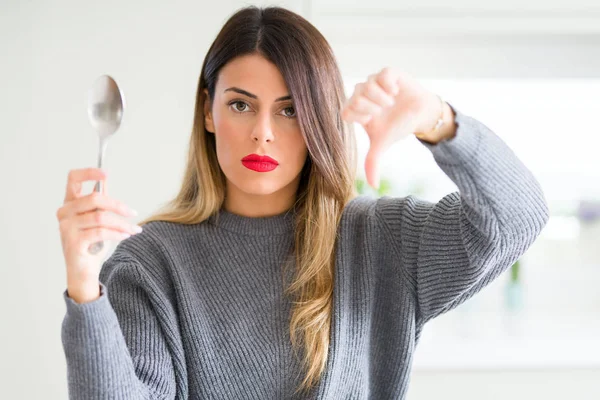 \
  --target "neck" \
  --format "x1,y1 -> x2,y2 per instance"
224,178 -> 300,218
